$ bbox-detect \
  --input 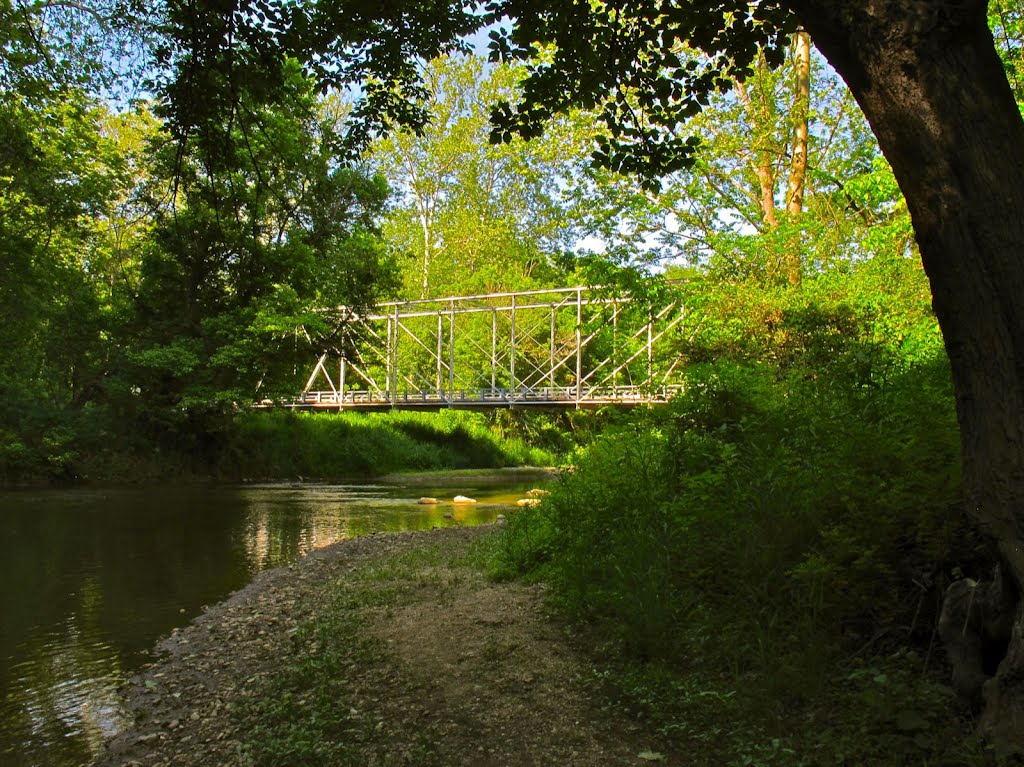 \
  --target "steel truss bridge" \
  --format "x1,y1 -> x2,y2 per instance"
295,286 -> 686,410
